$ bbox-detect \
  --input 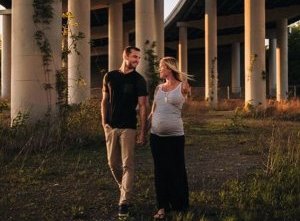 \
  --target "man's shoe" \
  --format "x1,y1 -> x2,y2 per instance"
118,204 -> 129,217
